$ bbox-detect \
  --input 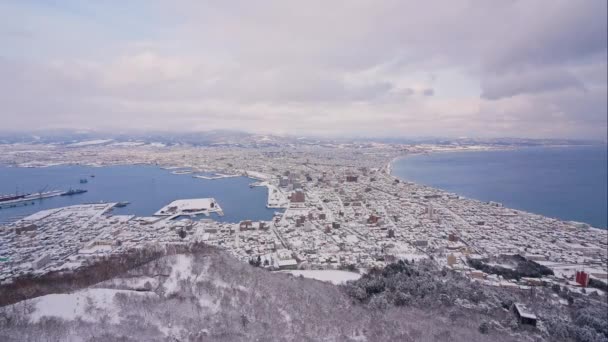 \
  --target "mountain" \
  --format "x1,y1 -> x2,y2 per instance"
0,130 -> 604,148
